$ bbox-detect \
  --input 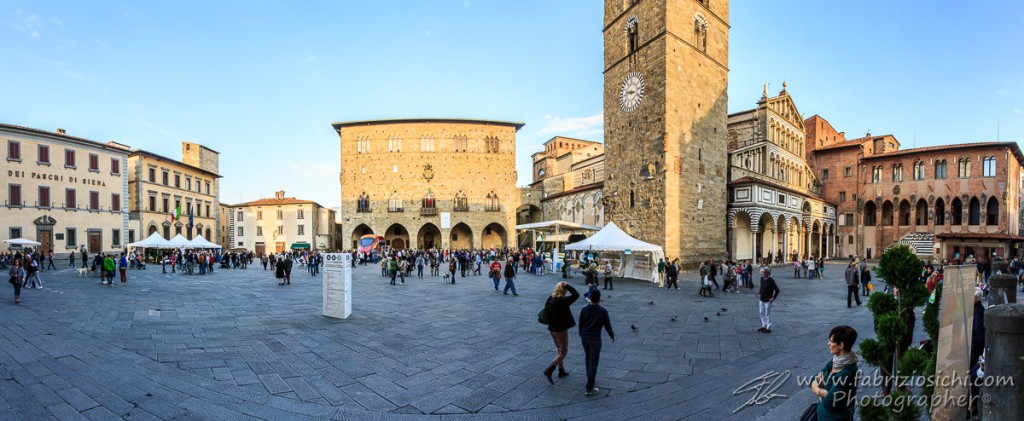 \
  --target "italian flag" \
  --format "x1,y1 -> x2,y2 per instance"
173,203 -> 182,221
